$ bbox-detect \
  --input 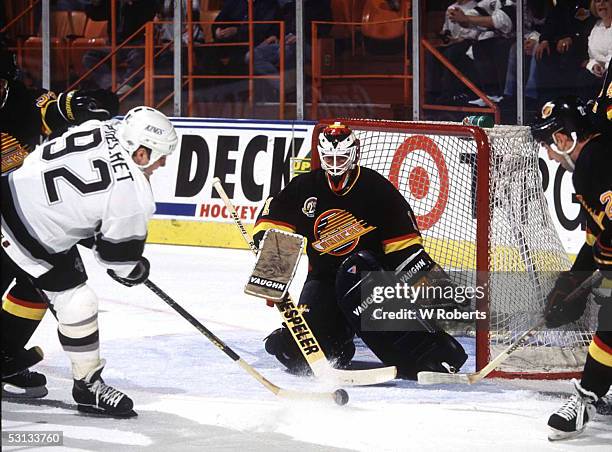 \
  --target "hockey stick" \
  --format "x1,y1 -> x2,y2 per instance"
212,177 -> 397,386
417,270 -> 605,385
143,279 -> 348,405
